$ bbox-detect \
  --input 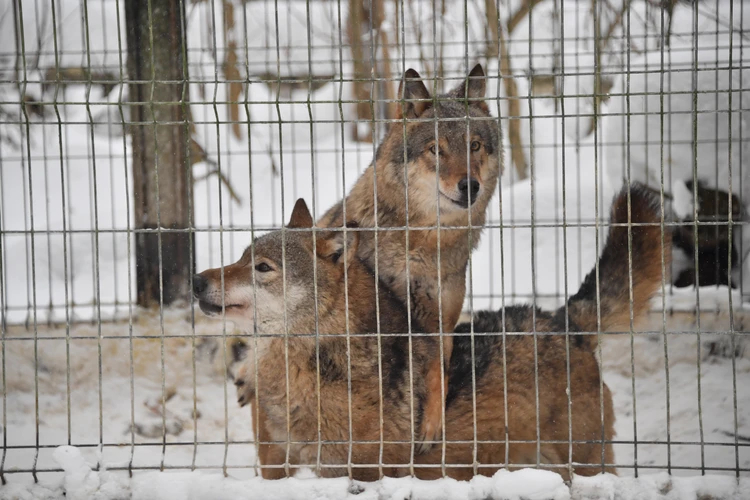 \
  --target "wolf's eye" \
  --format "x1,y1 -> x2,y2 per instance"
429,144 -> 437,155
255,262 -> 273,273
470,140 -> 481,152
